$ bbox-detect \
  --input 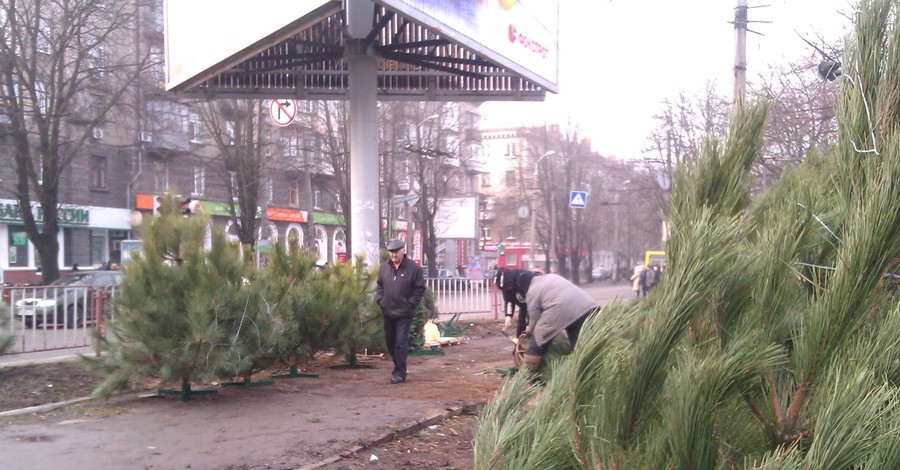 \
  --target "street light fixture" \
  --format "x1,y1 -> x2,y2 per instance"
529,150 -> 555,271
